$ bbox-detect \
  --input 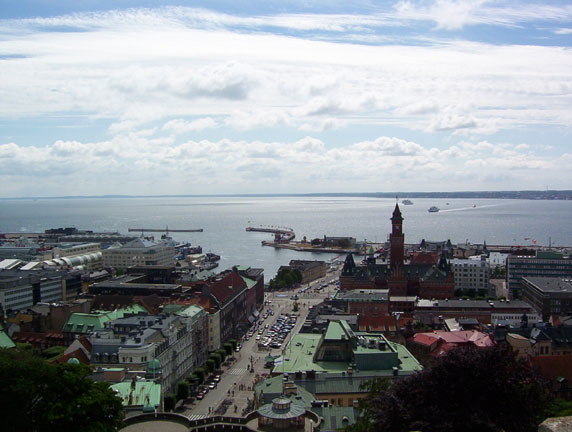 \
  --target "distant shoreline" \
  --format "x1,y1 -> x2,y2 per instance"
1,190 -> 571,201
